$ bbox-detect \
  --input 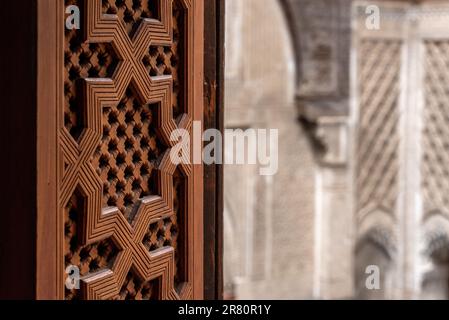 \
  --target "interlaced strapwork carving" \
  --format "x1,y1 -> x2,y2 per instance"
422,40 -> 449,218
102,0 -> 159,36
61,0 -> 194,300
356,39 -> 402,216
91,88 -> 165,221
65,0 -> 119,140
64,191 -> 119,300
114,272 -> 160,300
143,216 -> 179,252
141,168 -> 186,290
143,0 -> 185,119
